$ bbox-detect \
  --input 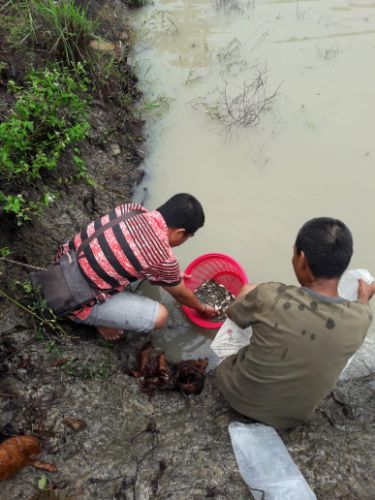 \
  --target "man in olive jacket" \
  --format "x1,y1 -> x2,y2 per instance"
216,217 -> 374,429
